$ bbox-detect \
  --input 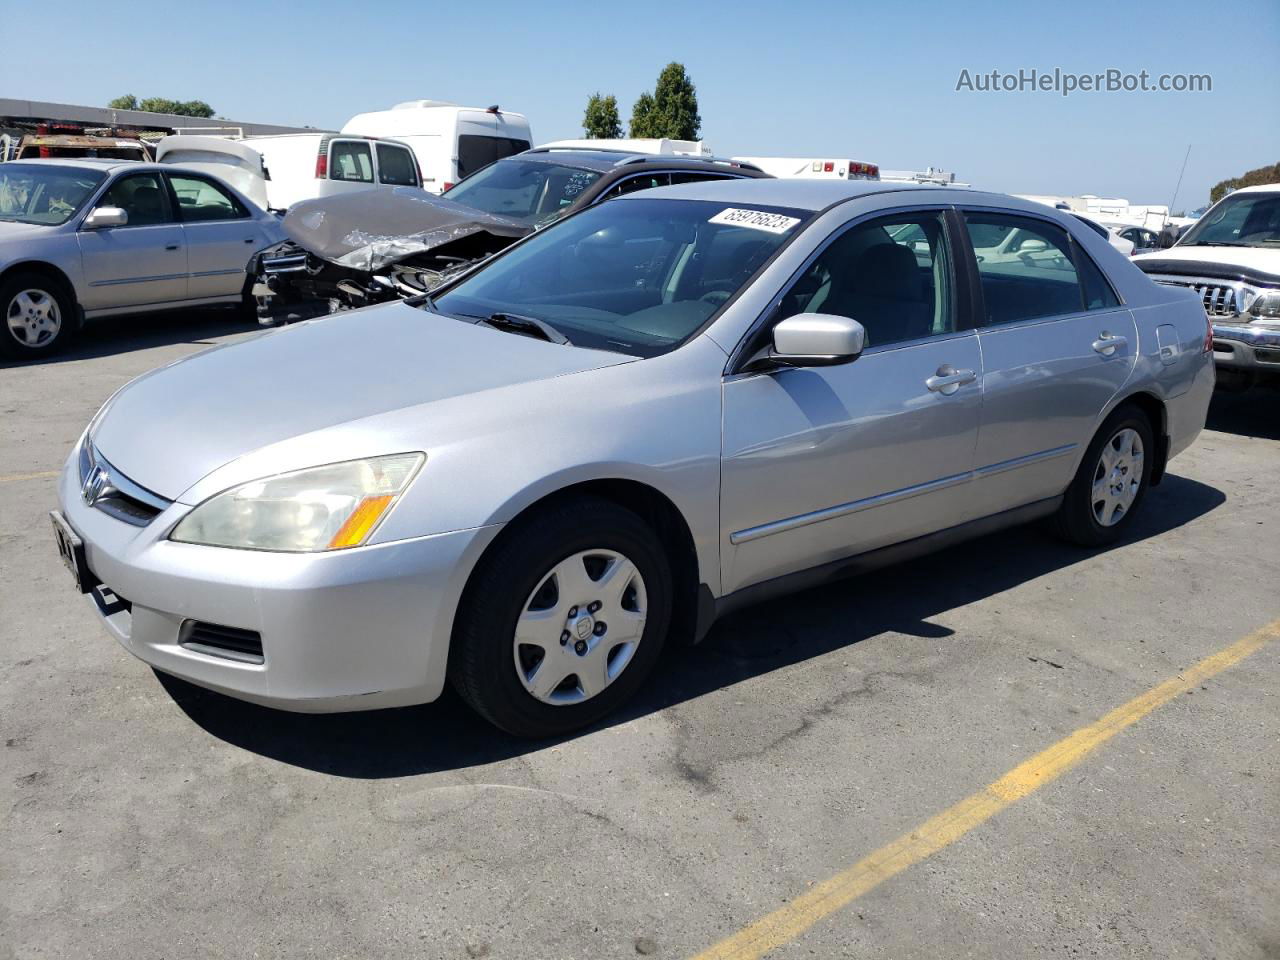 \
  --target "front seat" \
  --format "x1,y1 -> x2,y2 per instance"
128,185 -> 165,226
823,243 -> 931,347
